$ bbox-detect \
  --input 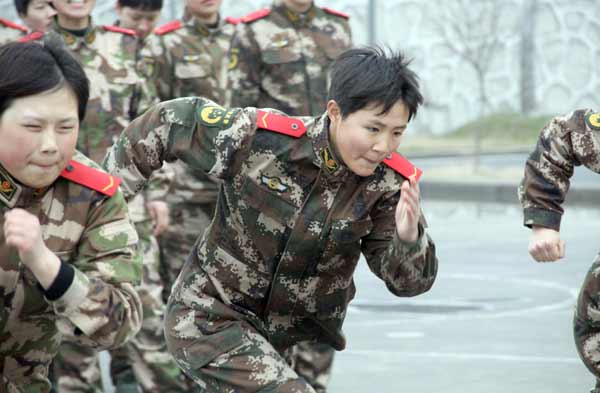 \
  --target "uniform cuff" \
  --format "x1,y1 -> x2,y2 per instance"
523,207 -> 562,231
44,260 -> 75,301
